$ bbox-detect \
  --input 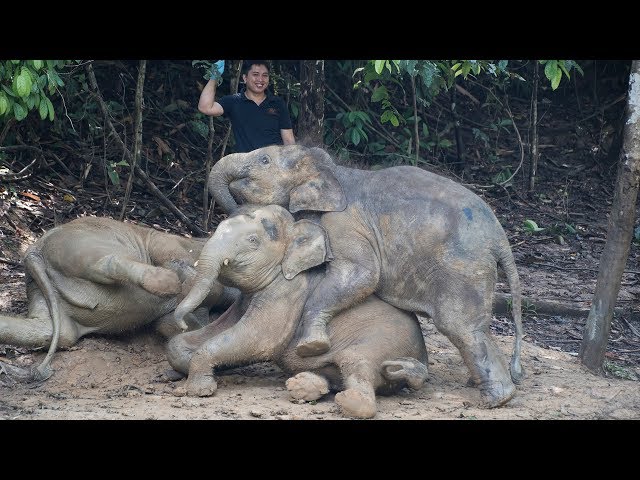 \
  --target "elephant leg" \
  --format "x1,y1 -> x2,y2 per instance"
381,357 -> 429,390
0,289 -> 81,349
434,302 -> 515,408
296,254 -> 379,357
0,291 -> 82,381
166,300 -> 243,374
334,359 -> 378,419
285,371 -> 330,401
90,254 -> 182,297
